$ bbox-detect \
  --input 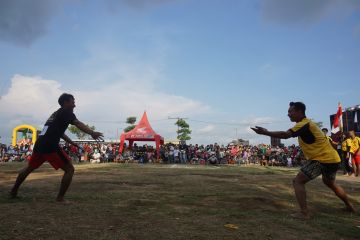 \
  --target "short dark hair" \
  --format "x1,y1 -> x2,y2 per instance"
289,102 -> 306,114
322,128 -> 328,132
58,93 -> 74,106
